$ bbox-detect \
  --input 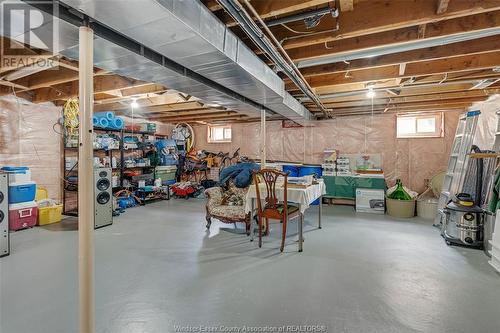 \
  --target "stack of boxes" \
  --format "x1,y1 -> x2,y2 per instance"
336,157 -> 351,176
1,167 -> 38,231
322,149 -> 337,176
